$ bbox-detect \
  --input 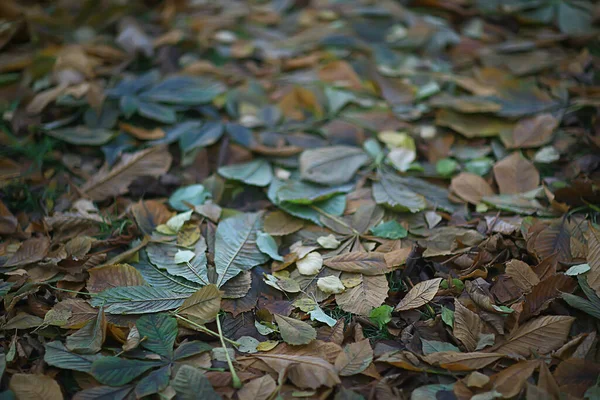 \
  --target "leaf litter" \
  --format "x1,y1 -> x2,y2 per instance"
0,0 -> 600,399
